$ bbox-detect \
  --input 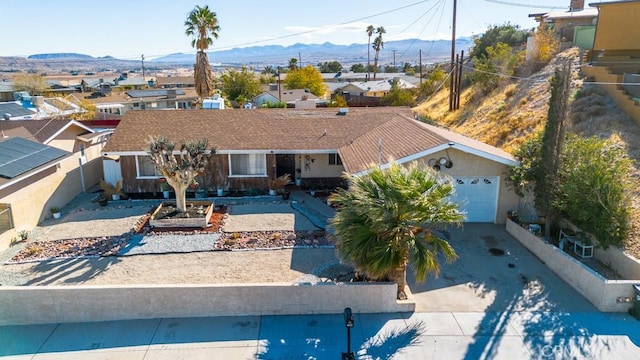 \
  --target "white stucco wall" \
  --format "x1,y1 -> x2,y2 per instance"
0,283 -> 415,326
507,220 -> 637,312
301,153 -> 345,179
412,149 -> 519,223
